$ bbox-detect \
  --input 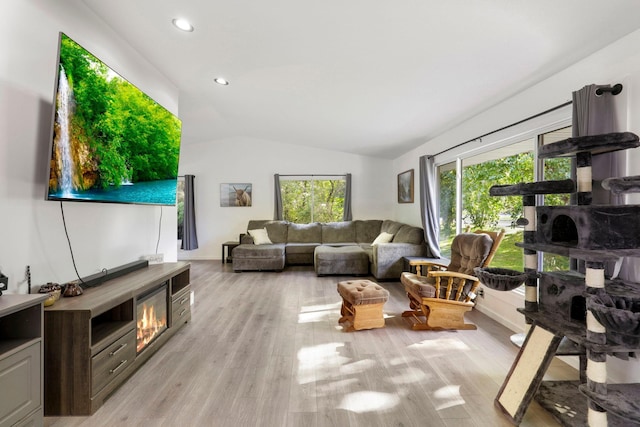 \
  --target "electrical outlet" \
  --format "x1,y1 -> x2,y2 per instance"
141,254 -> 164,264
477,287 -> 485,298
